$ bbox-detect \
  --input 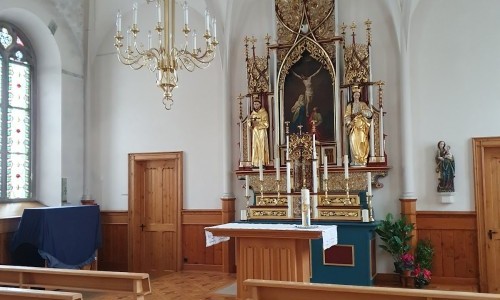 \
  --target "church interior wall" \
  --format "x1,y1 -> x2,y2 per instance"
1,0 -> 500,278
